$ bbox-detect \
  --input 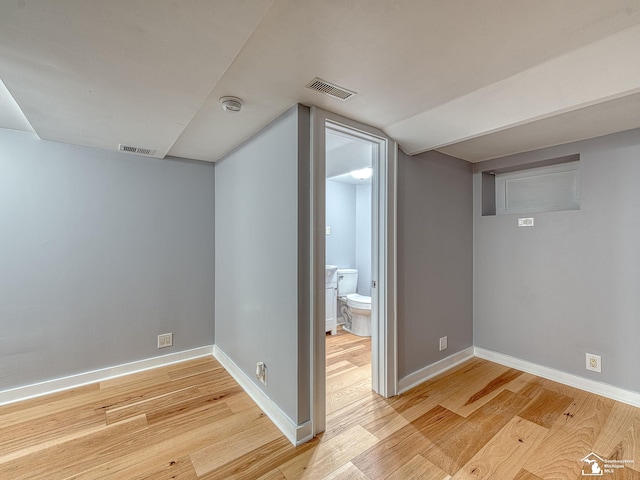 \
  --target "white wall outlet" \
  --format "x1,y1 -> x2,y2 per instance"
518,217 -> 534,227
256,362 -> 267,385
439,336 -> 448,351
586,353 -> 601,373
326,225 -> 331,235
157,333 -> 173,349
